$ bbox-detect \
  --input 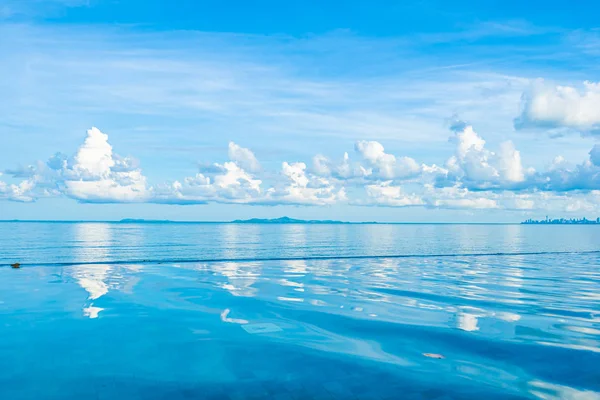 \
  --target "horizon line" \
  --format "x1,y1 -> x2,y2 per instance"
0,218 -> 536,225
1,216 -> 597,225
